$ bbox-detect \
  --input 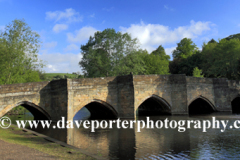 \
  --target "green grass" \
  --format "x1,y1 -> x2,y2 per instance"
0,126 -> 96,160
